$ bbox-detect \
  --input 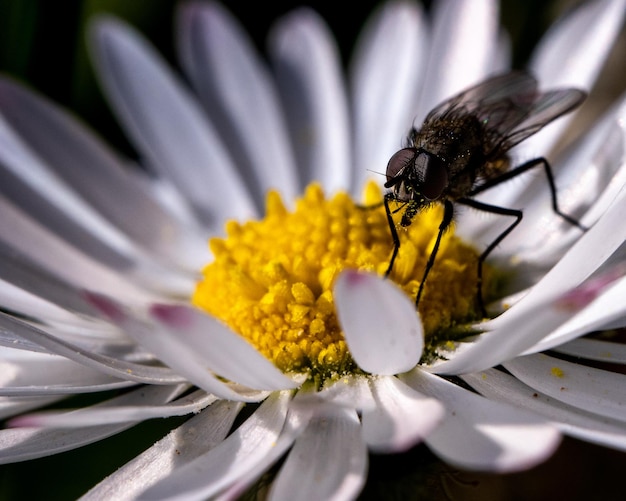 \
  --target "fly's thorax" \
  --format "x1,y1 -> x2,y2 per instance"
412,114 -> 484,168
